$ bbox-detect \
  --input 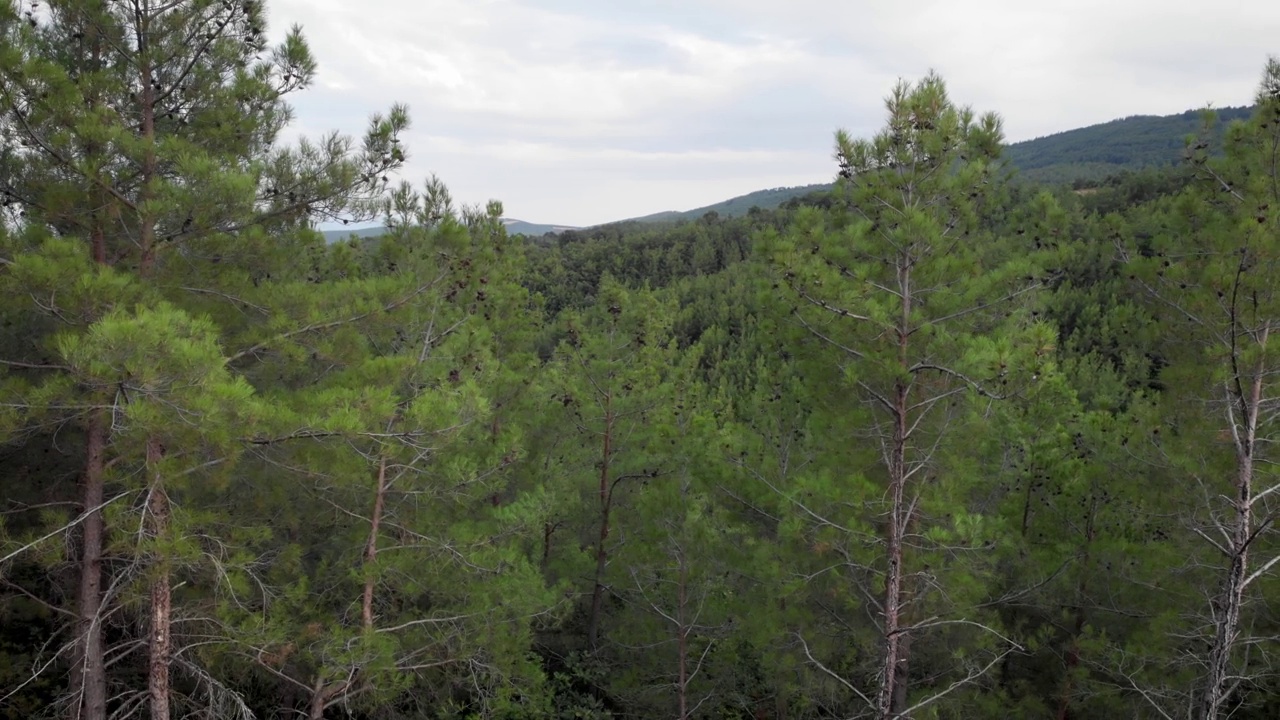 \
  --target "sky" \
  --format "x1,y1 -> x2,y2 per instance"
266,0 -> 1280,227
